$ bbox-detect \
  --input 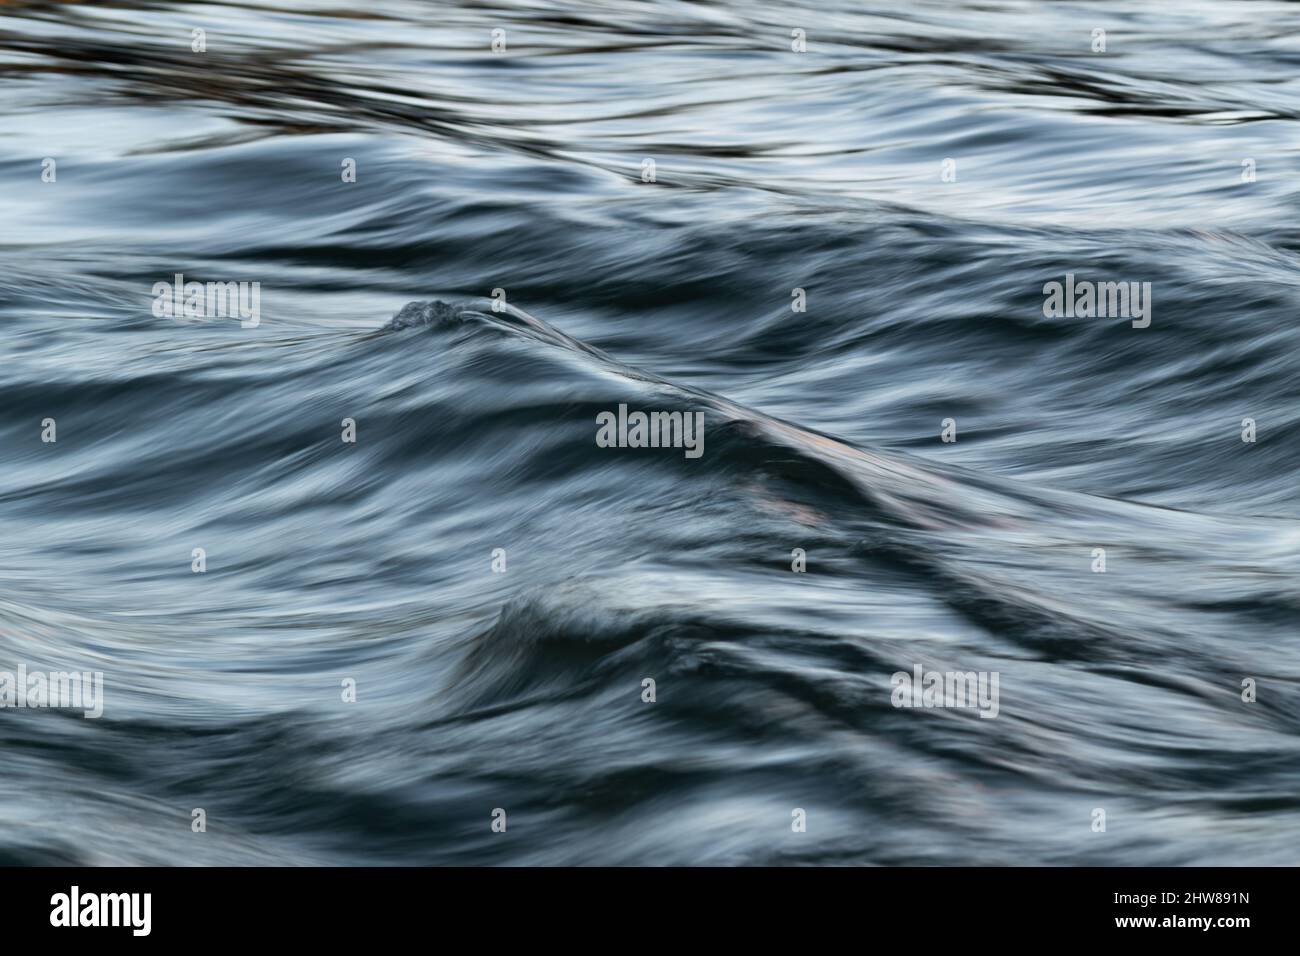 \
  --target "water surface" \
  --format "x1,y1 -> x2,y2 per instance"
1,0 -> 1298,865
